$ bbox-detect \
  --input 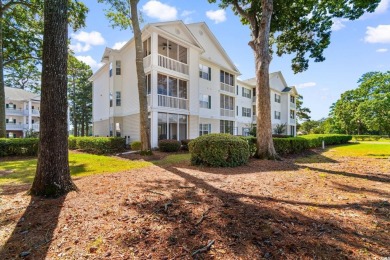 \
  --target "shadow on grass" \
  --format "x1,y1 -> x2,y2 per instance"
123,164 -> 389,259
0,195 -> 66,259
